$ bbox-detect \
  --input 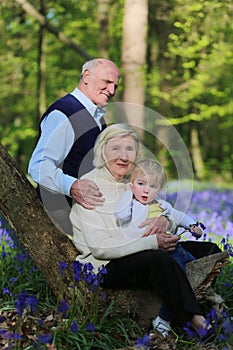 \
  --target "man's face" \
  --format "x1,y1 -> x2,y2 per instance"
82,62 -> 120,107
